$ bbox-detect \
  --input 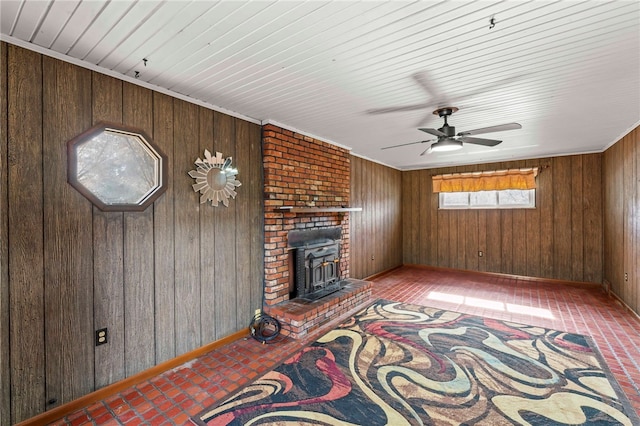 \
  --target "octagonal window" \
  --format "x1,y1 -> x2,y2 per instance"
68,123 -> 167,211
